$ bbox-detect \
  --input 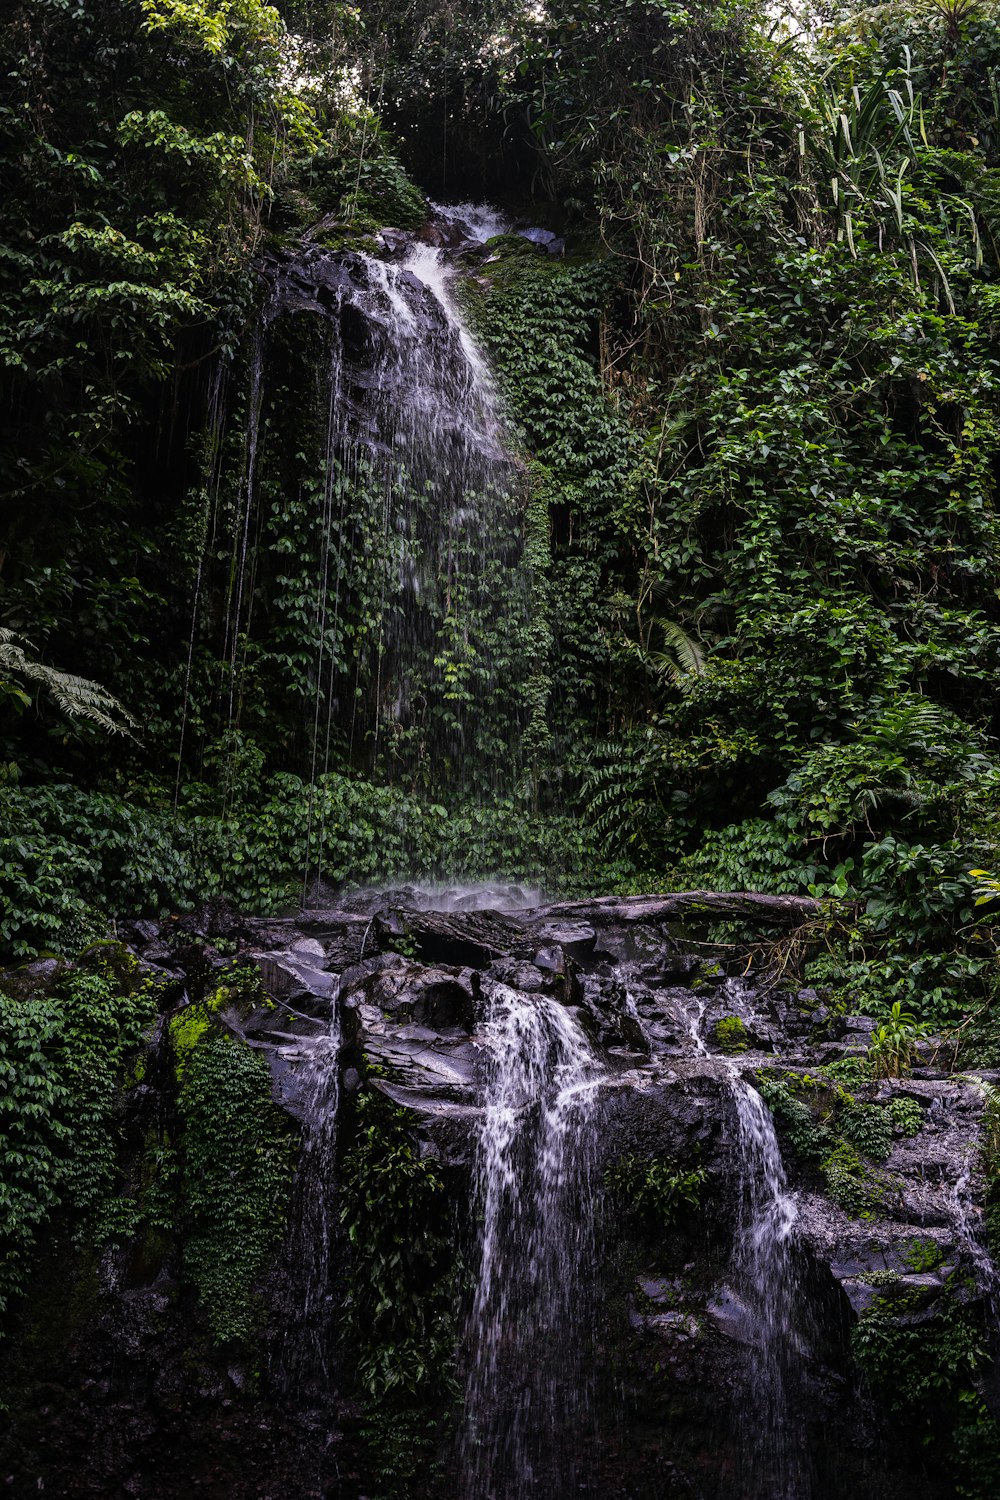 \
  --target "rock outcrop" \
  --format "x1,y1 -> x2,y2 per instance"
1,887 -> 997,1498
